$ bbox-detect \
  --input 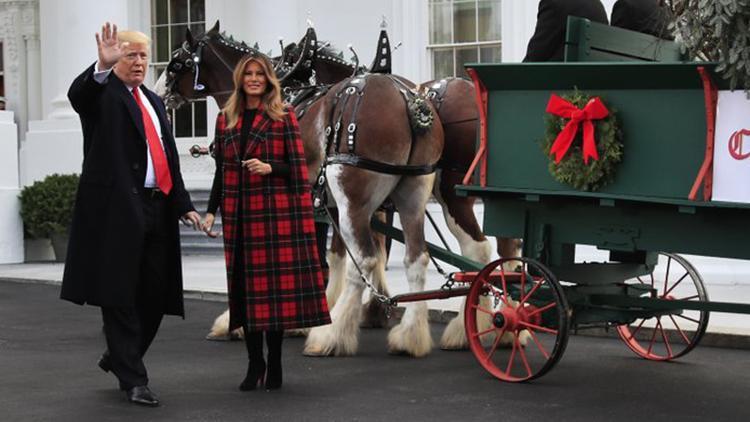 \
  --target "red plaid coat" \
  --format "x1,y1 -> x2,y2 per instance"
213,106 -> 330,331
